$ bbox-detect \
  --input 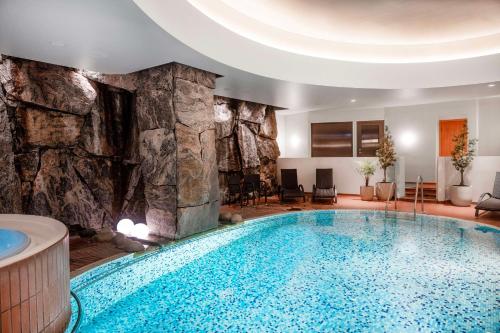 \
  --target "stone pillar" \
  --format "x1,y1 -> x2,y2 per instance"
172,64 -> 219,238
135,63 -> 219,238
